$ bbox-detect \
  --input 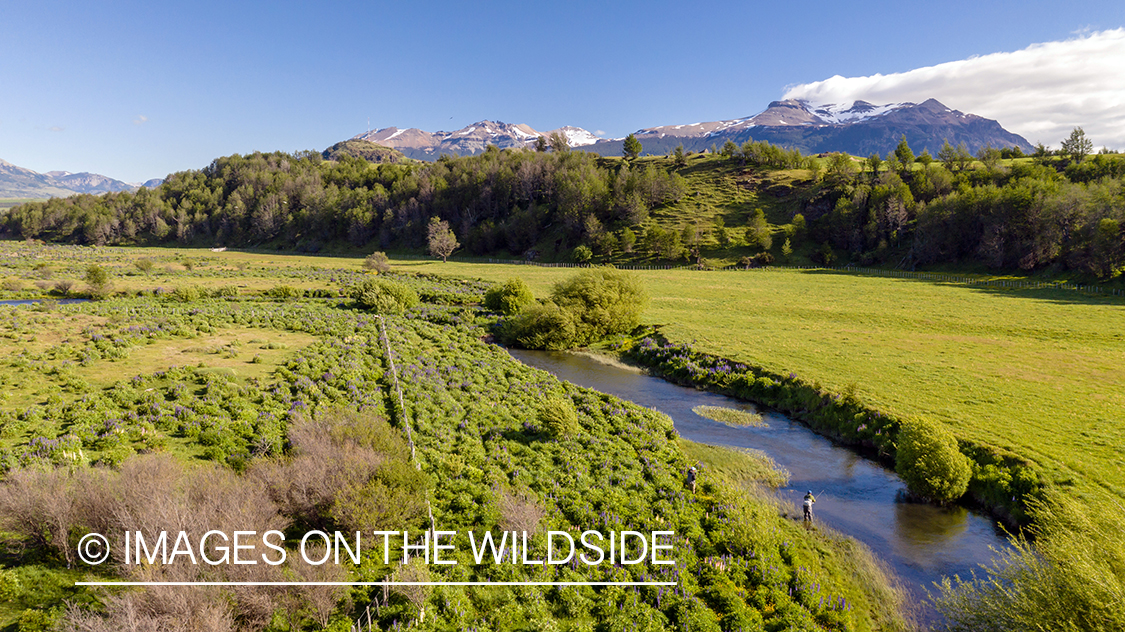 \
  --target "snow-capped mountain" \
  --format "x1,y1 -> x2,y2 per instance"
354,99 -> 1030,162
584,98 -> 1032,158
352,120 -> 600,160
